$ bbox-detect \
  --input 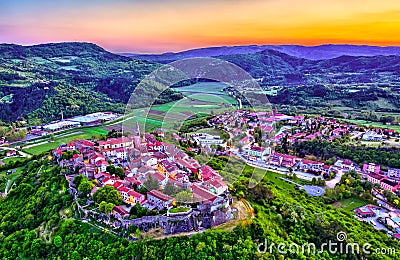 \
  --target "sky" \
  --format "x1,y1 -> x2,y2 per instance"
0,0 -> 400,53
